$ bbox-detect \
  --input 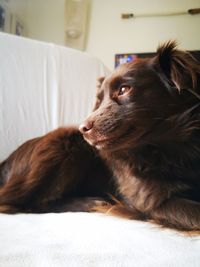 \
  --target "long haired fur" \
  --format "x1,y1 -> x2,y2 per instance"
0,41 -> 200,233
